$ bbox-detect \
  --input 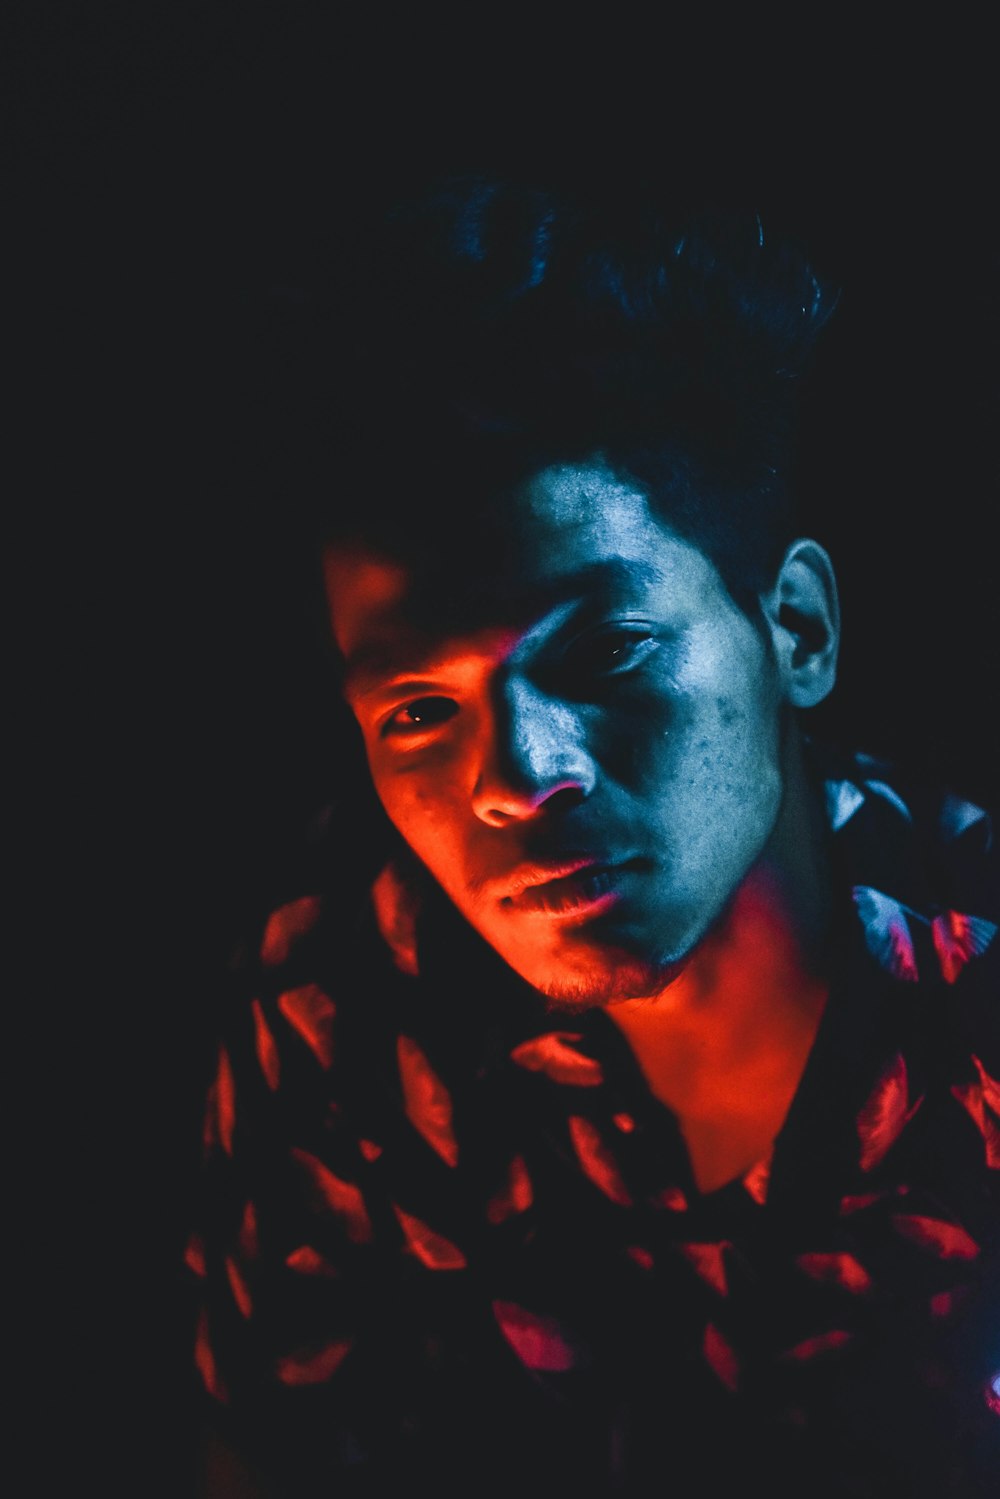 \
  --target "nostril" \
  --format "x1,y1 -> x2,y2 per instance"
539,785 -> 587,815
